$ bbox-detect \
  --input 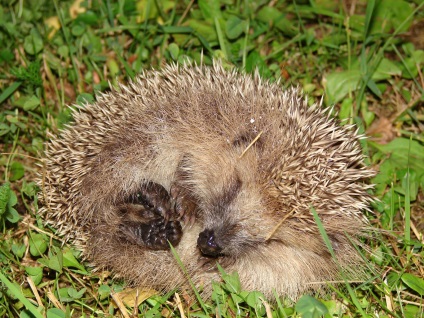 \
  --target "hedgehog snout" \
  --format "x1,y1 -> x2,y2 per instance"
197,229 -> 222,257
